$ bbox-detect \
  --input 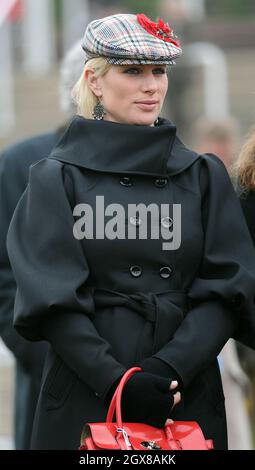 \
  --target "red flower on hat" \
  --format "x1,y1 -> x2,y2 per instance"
137,13 -> 180,47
